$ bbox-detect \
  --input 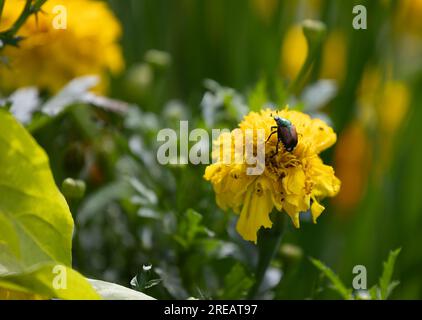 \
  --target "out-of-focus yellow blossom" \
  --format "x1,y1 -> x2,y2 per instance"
280,25 -> 346,82
334,122 -> 371,210
377,81 -> 410,135
358,67 -> 410,134
376,81 -> 410,173
281,26 -> 307,81
320,31 -> 346,81
357,67 -> 381,107
336,66 -> 411,204
204,108 -> 340,243
0,0 -> 124,93
396,0 -> 422,35
333,66 -> 410,211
